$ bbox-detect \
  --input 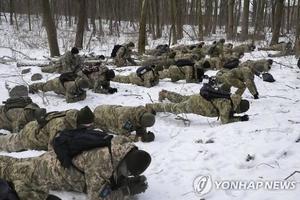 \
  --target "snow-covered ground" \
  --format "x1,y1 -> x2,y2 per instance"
0,19 -> 300,200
